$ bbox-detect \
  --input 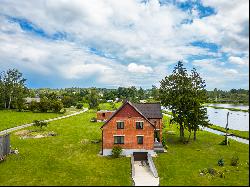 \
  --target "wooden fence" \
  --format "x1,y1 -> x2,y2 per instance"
0,134 -> 10,159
